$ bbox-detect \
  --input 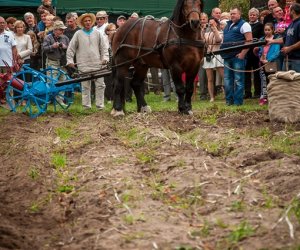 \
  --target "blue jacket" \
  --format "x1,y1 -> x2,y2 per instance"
258,36 -> 281,62
220,19 -> 246,59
